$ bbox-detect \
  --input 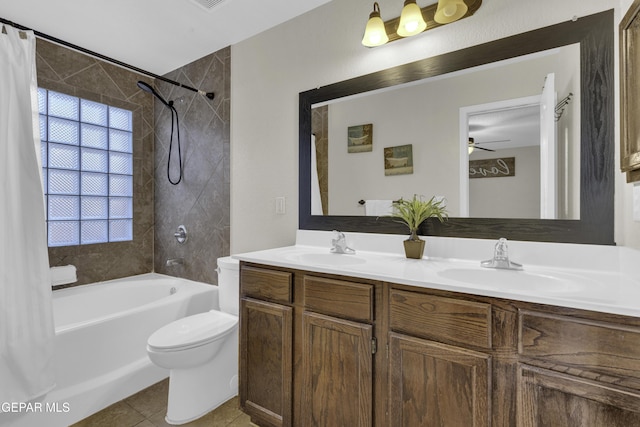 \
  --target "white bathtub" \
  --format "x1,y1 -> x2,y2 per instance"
3,273 -> 217,427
